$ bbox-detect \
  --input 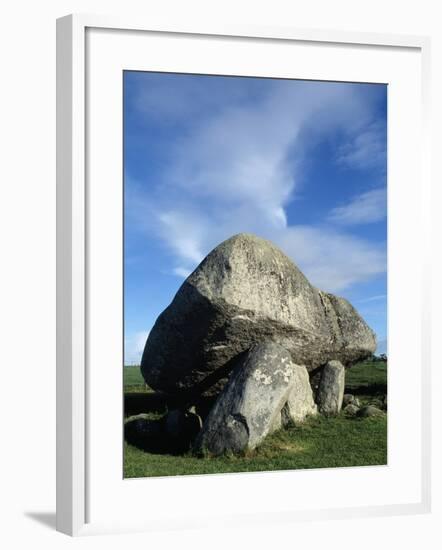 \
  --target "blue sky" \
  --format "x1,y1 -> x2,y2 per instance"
124,71 -> 387,364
